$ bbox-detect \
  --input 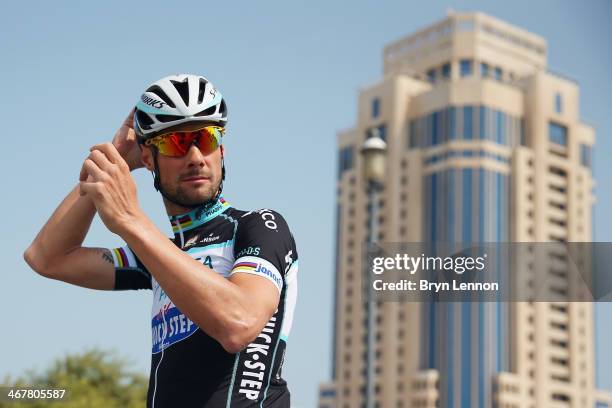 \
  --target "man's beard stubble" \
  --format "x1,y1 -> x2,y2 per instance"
161,175 -> 221,209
